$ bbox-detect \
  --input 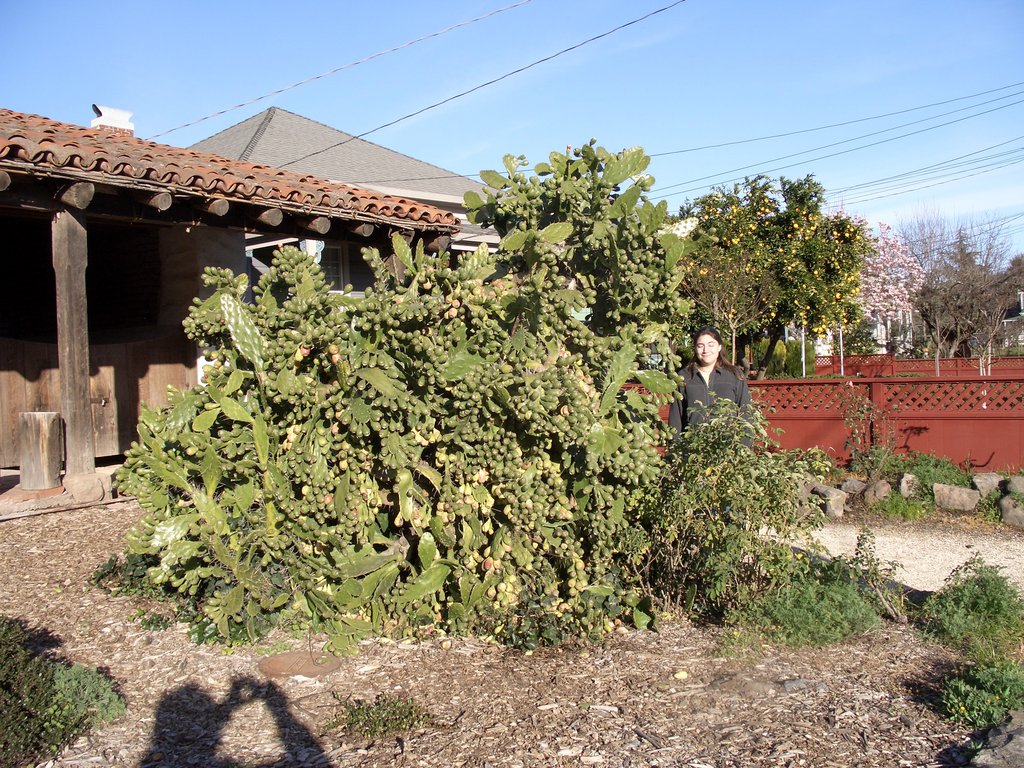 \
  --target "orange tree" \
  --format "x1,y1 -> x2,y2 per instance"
680,175 -> 873,374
